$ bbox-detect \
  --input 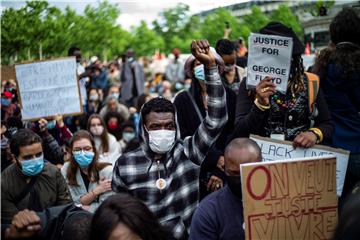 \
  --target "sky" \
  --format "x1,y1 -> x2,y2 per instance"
1,0 -> 247,30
